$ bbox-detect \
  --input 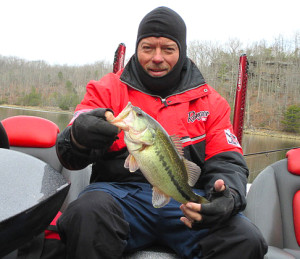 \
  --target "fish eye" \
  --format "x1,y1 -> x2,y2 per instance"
136,111 -> 143,117
134,107 -> 144,117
